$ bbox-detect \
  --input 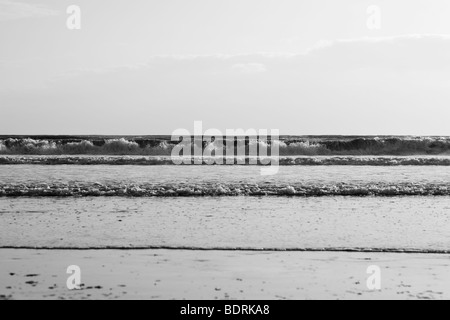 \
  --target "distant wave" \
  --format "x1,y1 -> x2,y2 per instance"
2,155 -> 450,166
2,136 -> 450,156
0,138 -> 172,156
1,182 -> 450,197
